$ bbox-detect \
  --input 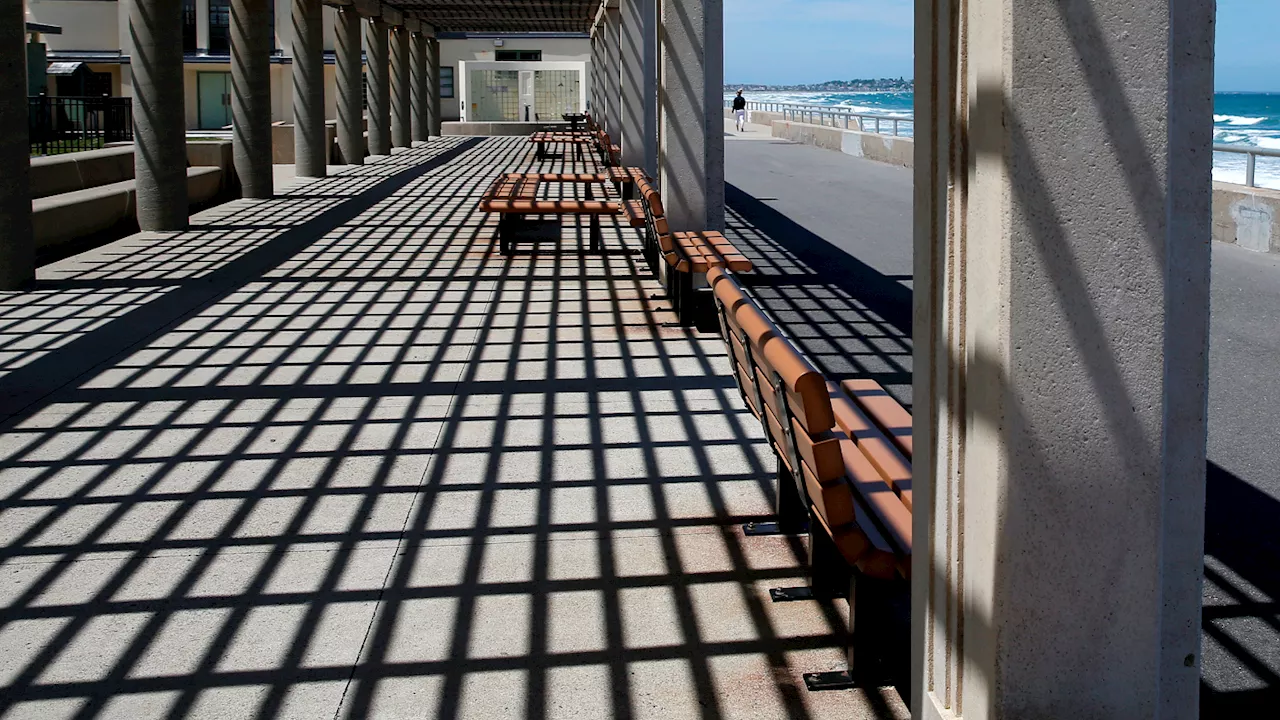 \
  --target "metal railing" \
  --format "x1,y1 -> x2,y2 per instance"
28,96 -> 134,156
727,100 -> 914,137
1213,143 -> 1280,188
